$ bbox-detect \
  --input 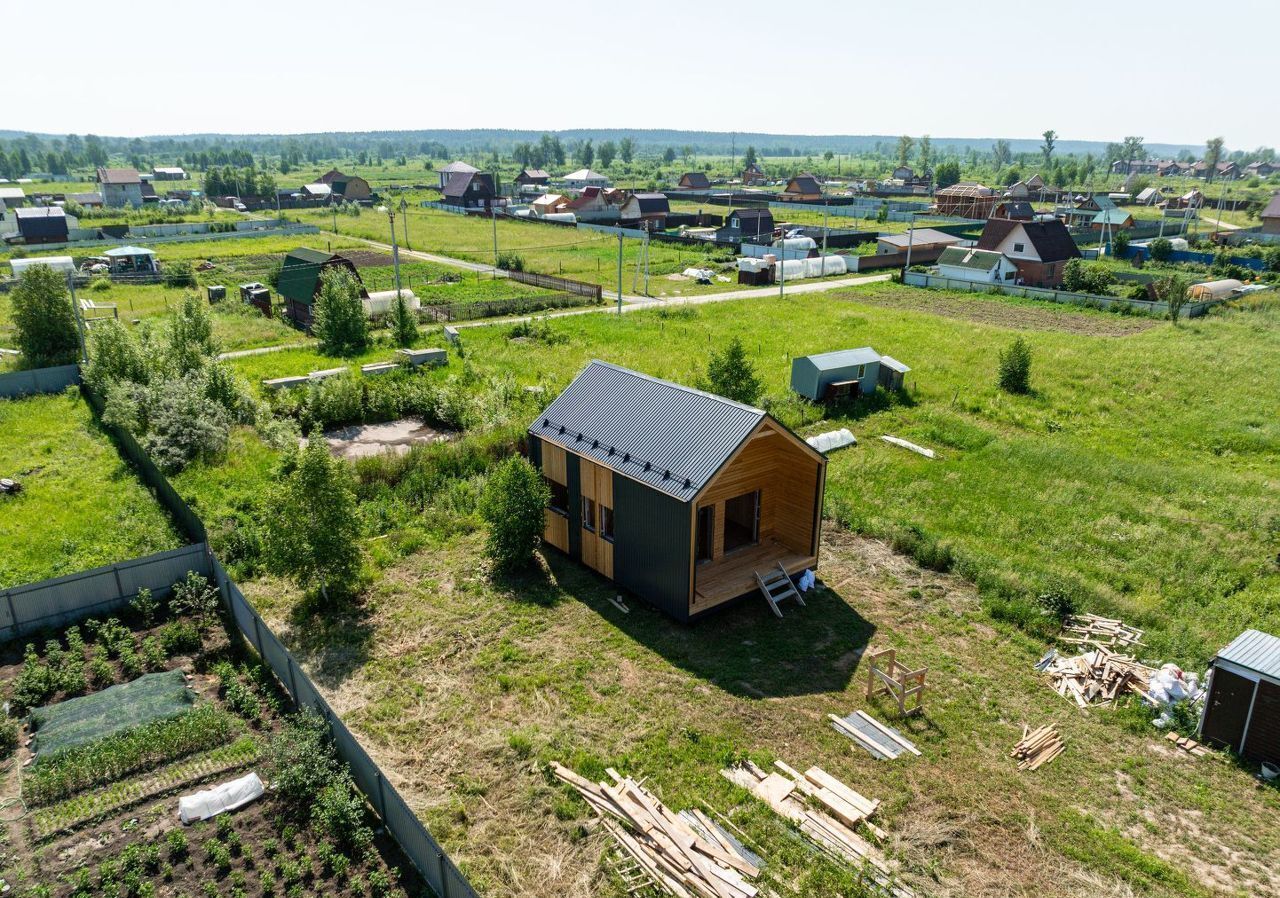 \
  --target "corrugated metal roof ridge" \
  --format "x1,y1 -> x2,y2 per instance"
1217,629 -> 1280,678
531,360 -> 765,500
